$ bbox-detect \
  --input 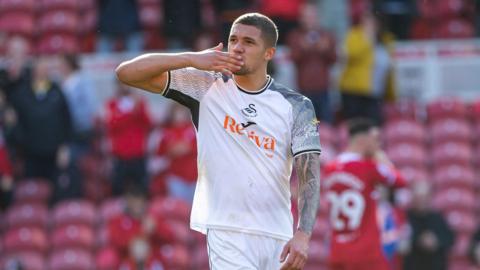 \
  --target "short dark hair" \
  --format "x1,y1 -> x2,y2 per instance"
348,118 -> 377,137
232,13 -> 278,48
